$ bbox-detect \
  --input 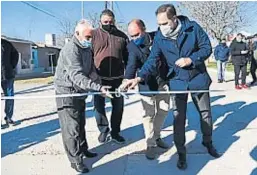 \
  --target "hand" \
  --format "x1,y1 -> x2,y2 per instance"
241,50 -> 248,54
118,79 -> 129,92
175,57 -> 192,68
163,84 -> 169,91
100,86 -> 113,98
122,77 -> 142,90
